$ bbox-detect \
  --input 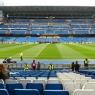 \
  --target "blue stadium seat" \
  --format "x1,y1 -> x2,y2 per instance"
0,89 -> 9,95
6,83 -> 23,95
44,90 -> 69,95
45,84 -> 63,90
15,89 -> 40,95
26,83 -> 43,95
0,83 -> 5,89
